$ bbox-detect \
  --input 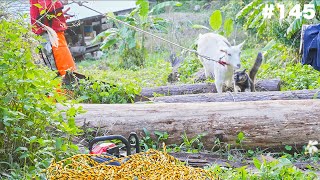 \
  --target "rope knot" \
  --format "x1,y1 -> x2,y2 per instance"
218,60 -> 228,66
